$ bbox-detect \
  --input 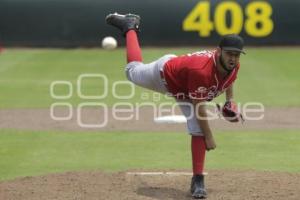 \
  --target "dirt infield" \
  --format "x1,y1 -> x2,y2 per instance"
0,107 -> 299,132
0,170 -> 299,200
